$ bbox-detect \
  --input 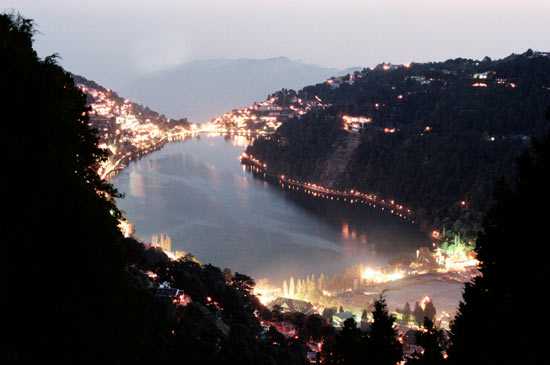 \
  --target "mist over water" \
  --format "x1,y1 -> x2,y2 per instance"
114,136 -> 427,282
